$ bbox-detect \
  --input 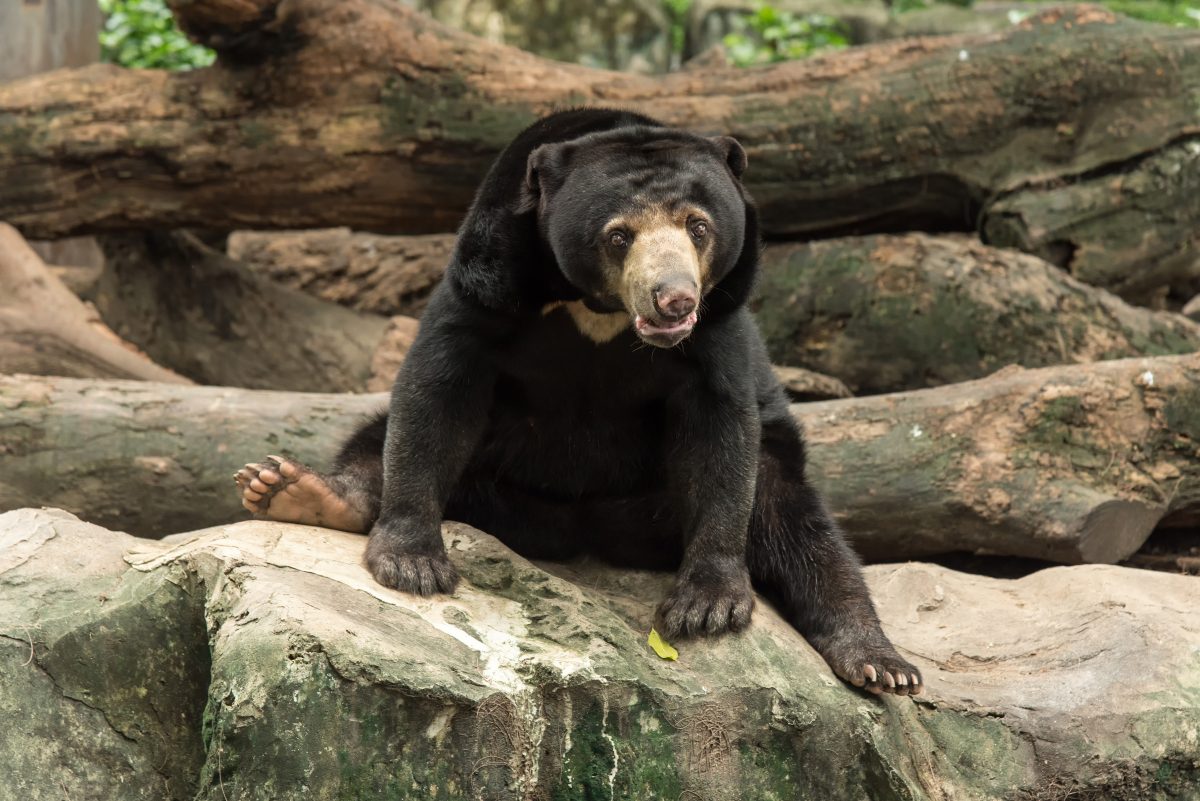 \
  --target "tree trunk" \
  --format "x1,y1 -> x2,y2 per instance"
91,230 -> 390,392
751,233 -> 1200,394
0,0 -> 104,280
0,1 -> 100,80
1,3 -> 1197,297
4,352 -> 1196,563
0,224 -> 189,383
